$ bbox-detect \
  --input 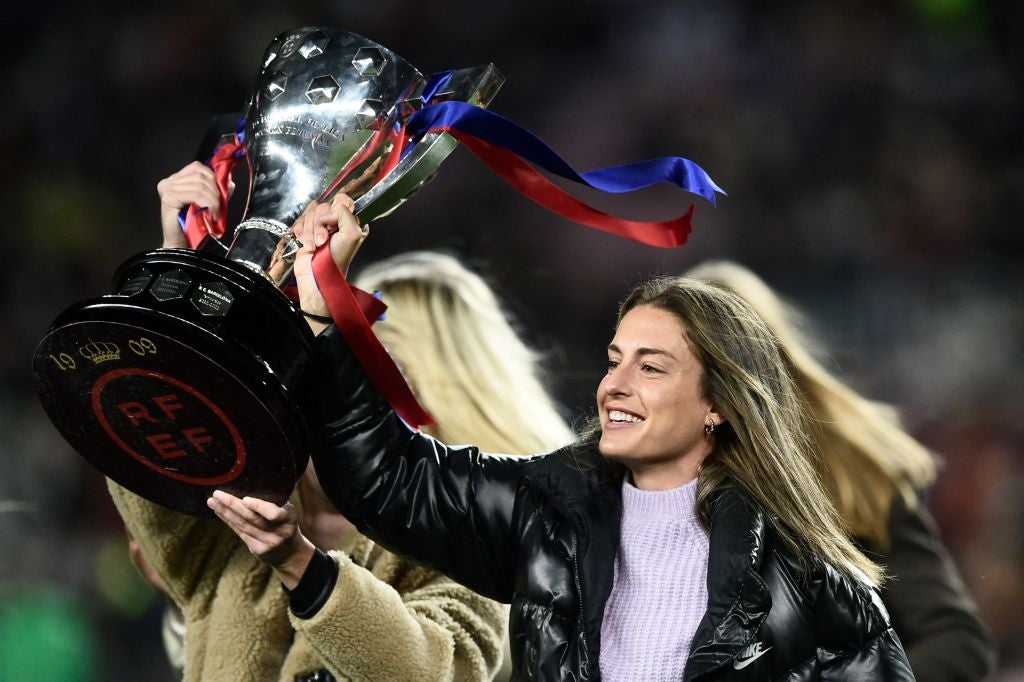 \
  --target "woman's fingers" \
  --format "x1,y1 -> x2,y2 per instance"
325,193 -> 368,276
242,496 -> 295,525
208,491 -> 303,566
158,162 -> 220,215
288,193 -> 368,329
208,491 -> 264,534
208,490 -> 289,536
290,193 -> 363,255
328,191 -> 356,217
311,202 -> 334,250
157,162 -> 222,248
289,201 -> 315,255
